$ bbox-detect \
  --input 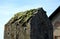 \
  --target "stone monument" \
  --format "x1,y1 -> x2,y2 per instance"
4,8 -> 53,39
